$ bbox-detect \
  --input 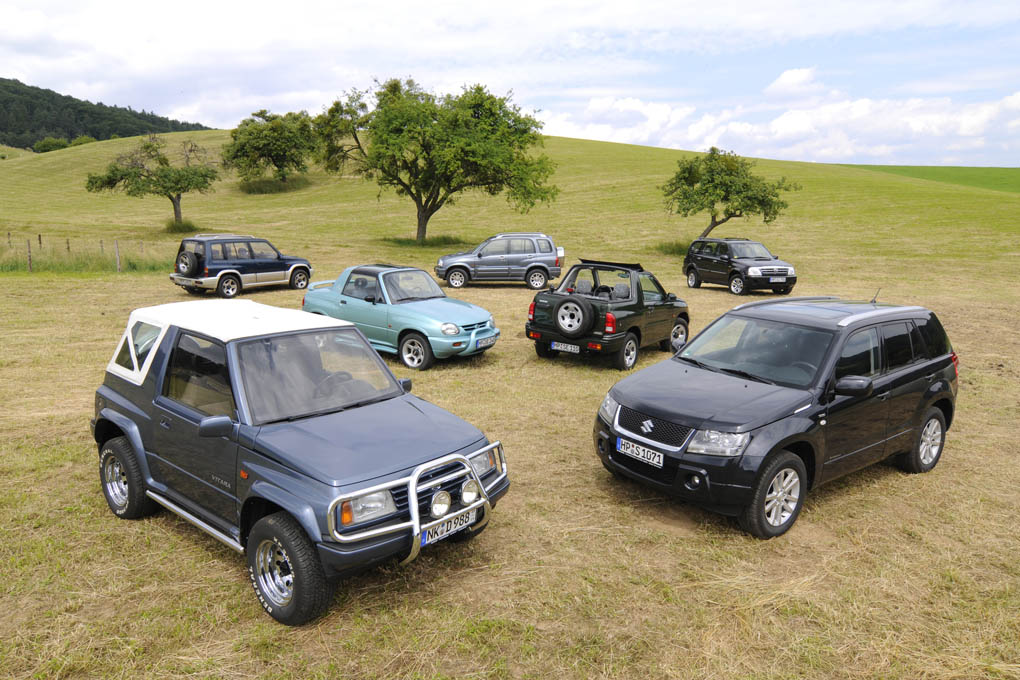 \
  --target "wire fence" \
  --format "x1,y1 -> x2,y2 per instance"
1,231 -> 171,273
